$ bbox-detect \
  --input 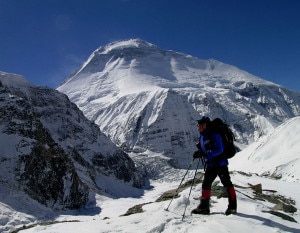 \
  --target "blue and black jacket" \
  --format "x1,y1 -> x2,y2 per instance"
198,127 -> 228,167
